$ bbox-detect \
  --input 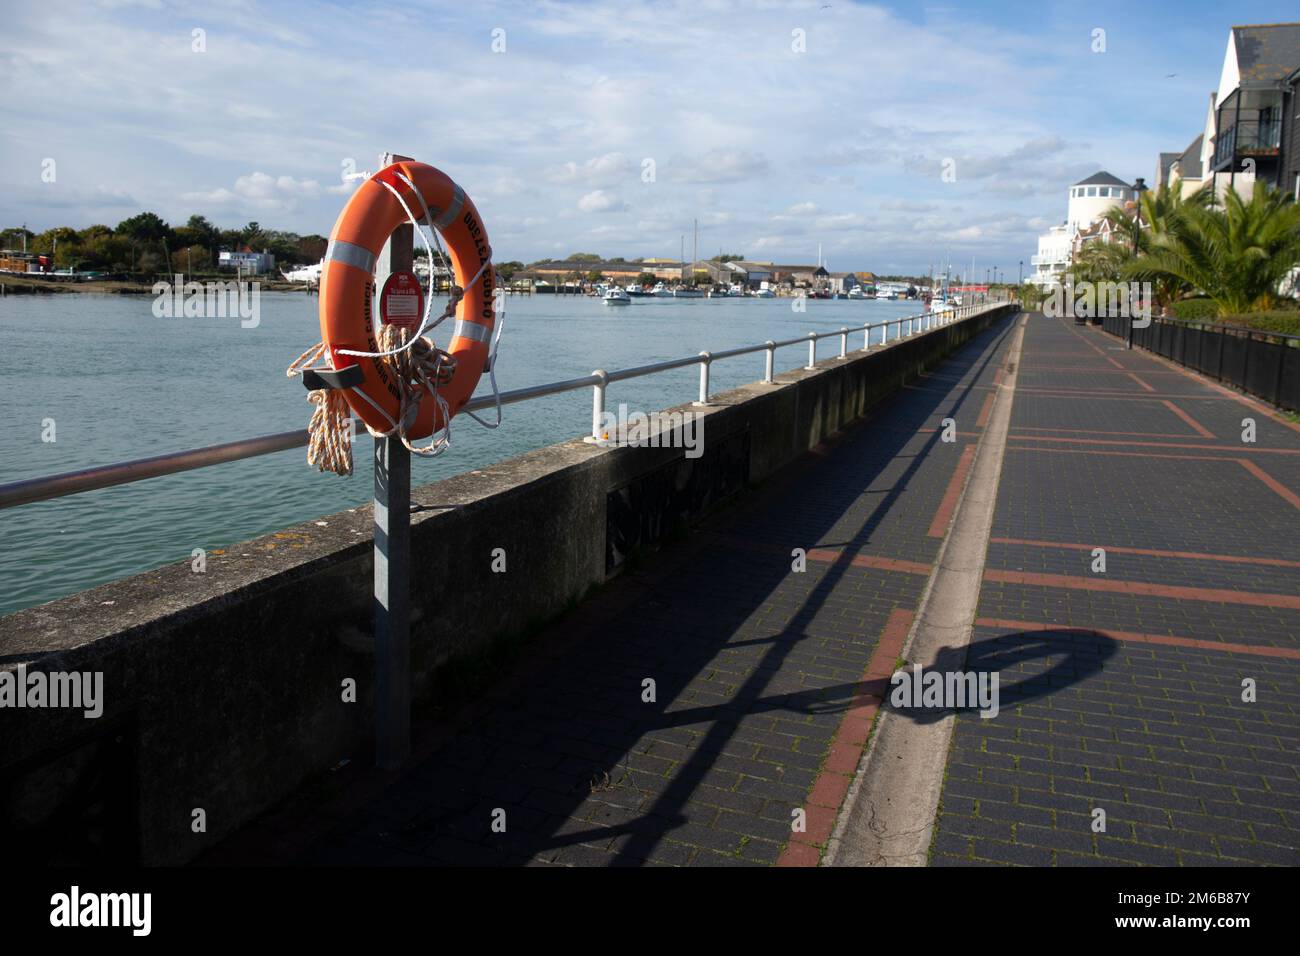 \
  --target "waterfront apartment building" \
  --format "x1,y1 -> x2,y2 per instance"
1028,172 -> 1135,289
1159,22 -> 1300,201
